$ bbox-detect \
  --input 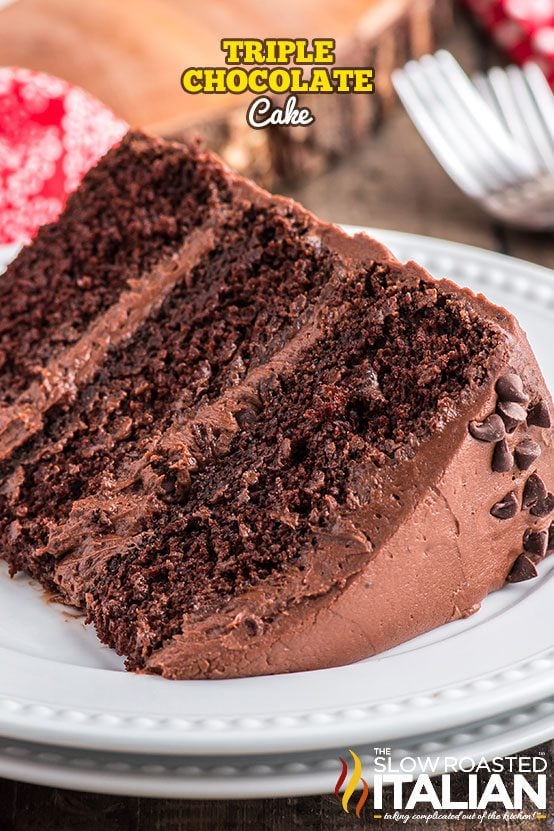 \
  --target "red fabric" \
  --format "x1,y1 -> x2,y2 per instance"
466,0 -> 554,86
0,68 -> 127,245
